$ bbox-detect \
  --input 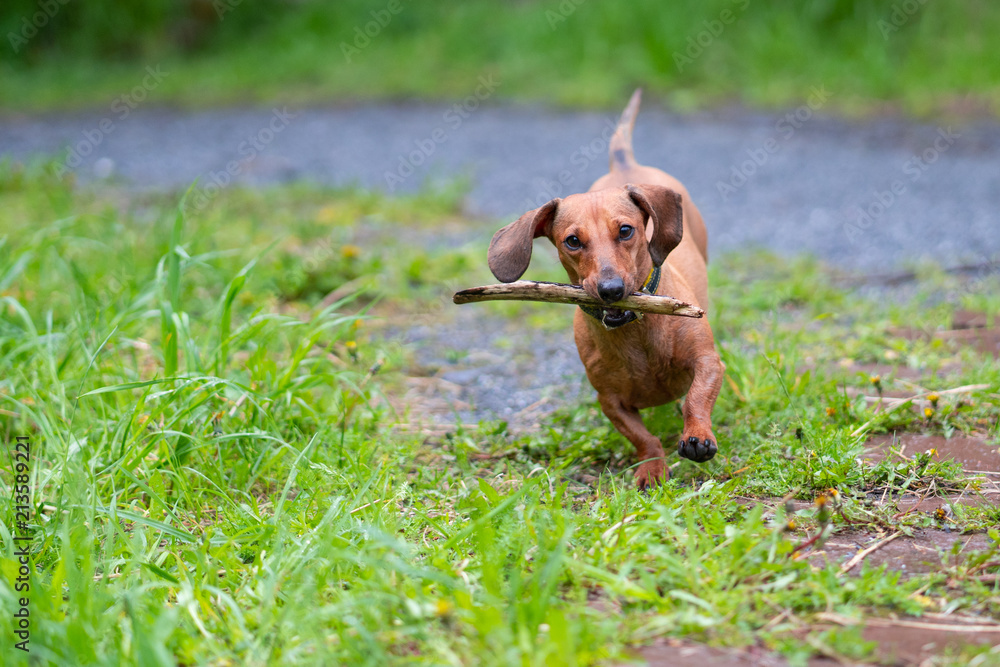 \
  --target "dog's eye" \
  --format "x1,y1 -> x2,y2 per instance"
564,235 -> 582,250
619,225 -> 635,241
